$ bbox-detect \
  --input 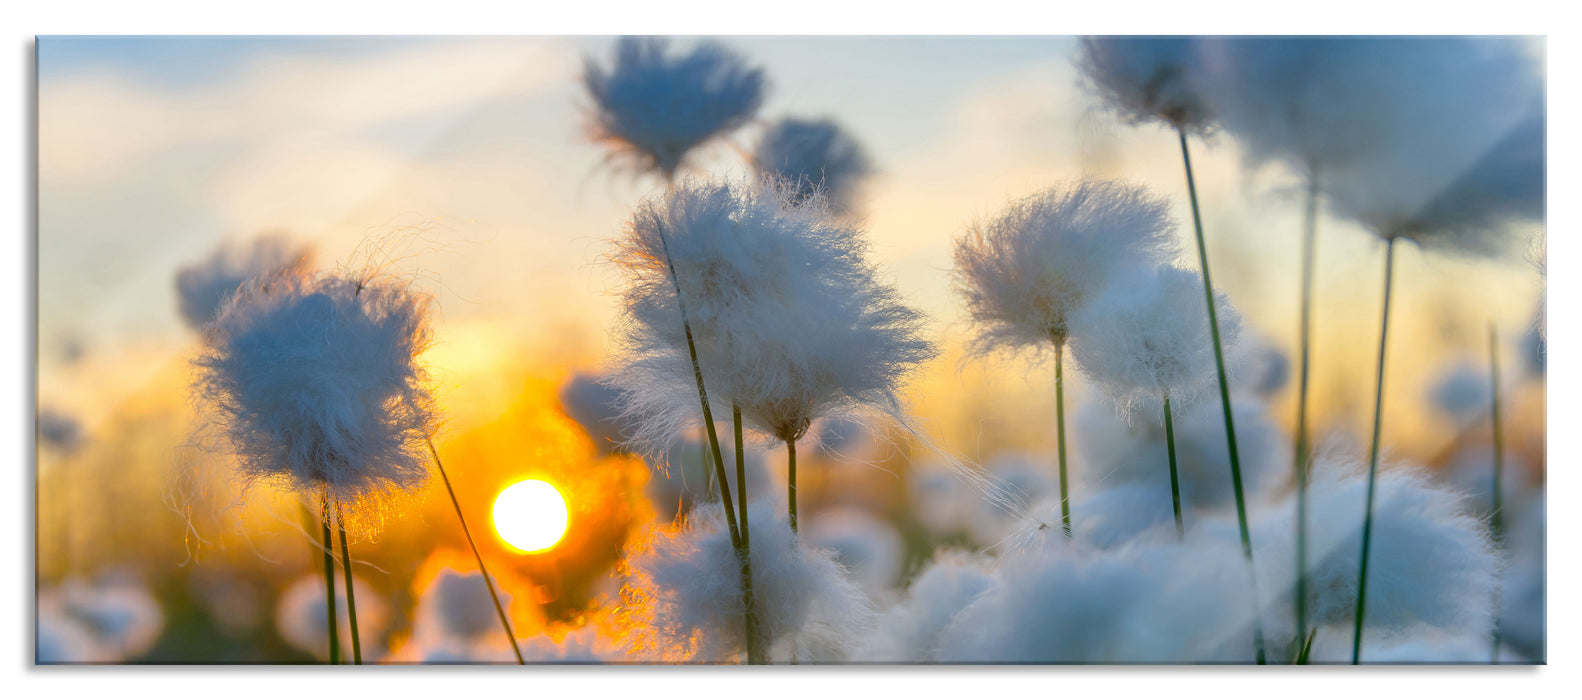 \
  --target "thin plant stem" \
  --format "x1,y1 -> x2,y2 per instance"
1178,126 -> 1266,664
732,406 -> 765,665
426,437 -> 525,665
319,494 -> 340,665
334,500 -> 361,664
787,439 -> 799,535
1351,237 -> 1397,665
654,186 -> 759,664
734,406 -> 750,548
1294,171 -> 1320,643
1489,322 -> 1505,664
655,224 -> 741,546
1162,394 -> 1184,540
1052,337 -> 1072,539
